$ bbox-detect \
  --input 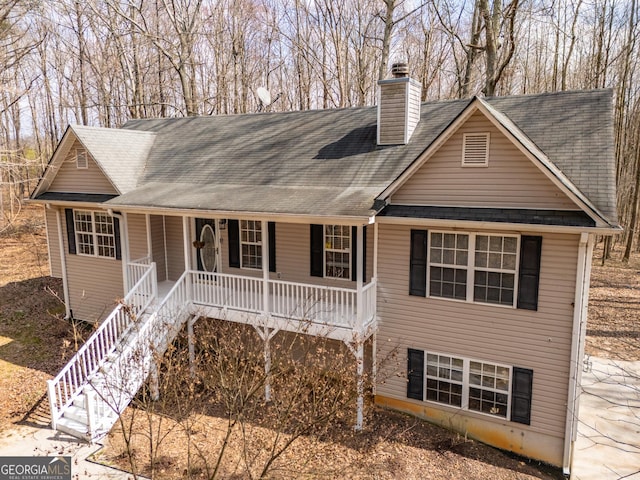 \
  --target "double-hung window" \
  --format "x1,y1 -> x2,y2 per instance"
240,220 -> 262,269
324,225 -> 350,279
426,231 -> 519,307
410,349 -> 516,420
74,210 -> 116,258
